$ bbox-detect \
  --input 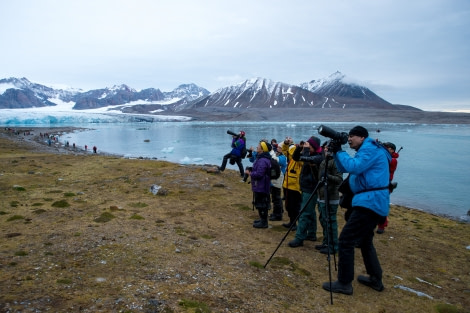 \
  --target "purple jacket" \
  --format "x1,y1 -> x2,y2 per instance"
250,153 -> 271,194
